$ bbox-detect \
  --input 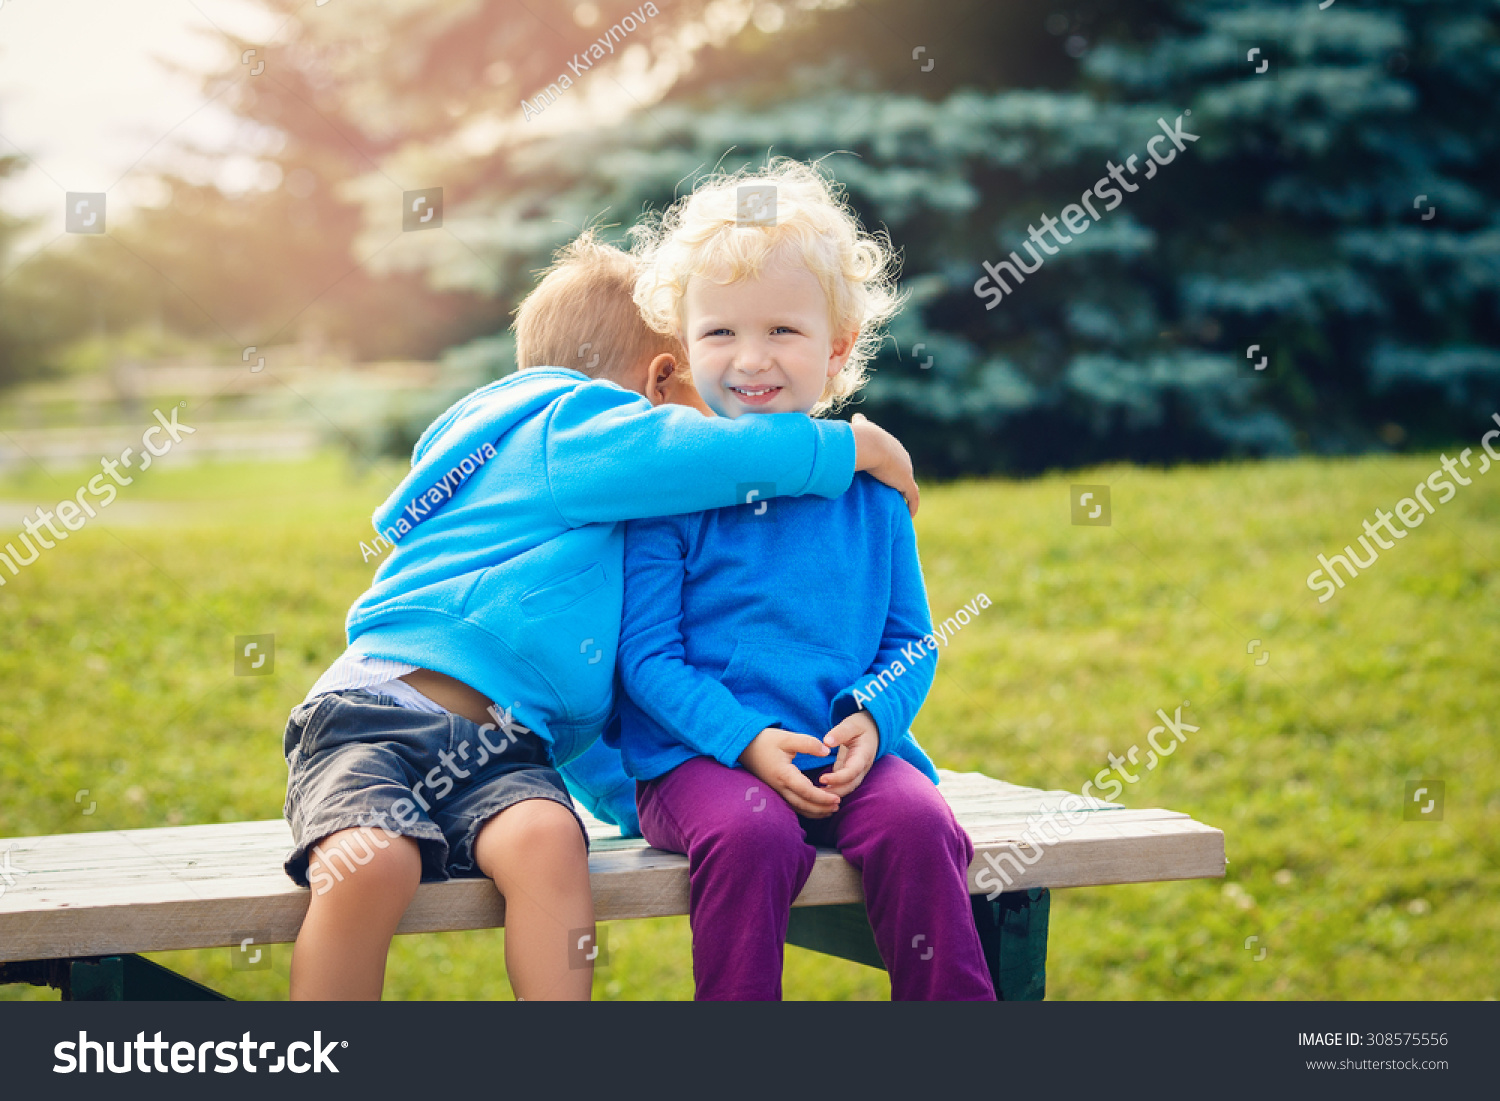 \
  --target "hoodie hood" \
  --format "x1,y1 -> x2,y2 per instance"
372,370 -> 578,545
